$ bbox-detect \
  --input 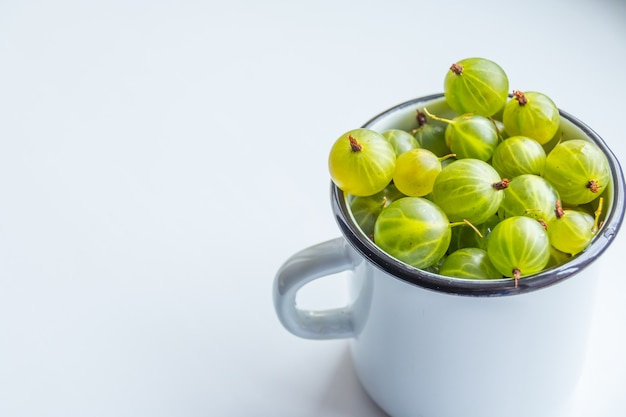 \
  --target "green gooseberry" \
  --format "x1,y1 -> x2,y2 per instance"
349,183 -> 406,238
439,247 -> 503,280
443,57 -> 509,117
502,90 -> 560,145
543,139 -> 611,205
373,197 -> 451,269
547,208 -> 595,256
499,174 -> 560,224
491,135 -> 547,178
392,148 -> 456,197
425,110 -> 498,161
328,128 -> 396,197
382,129 -> 419,157
431,158 -> 508,225
486,216 -> 551,286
